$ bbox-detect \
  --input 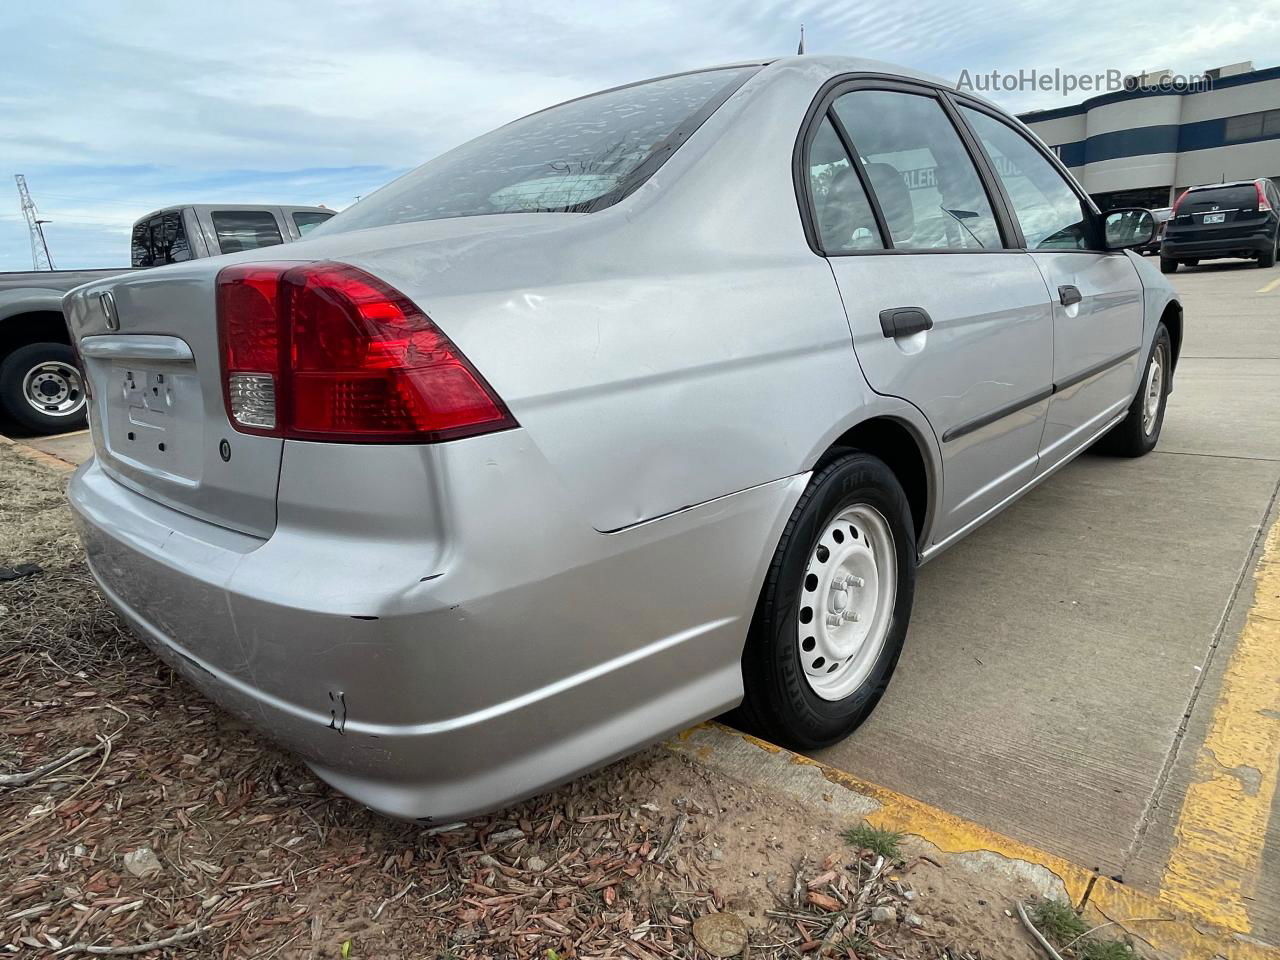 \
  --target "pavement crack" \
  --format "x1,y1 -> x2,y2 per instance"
1118,473 -> 1280,874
